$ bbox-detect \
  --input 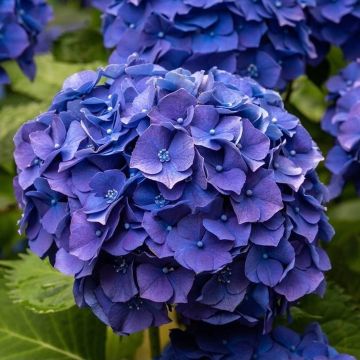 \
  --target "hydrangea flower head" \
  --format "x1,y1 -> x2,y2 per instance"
91,0 -> 320,89
14,55 -> 332,335
161,321 -> 355,360
322,59 -> 360,199
0,0 -> 52,84
308,1 -> 360,62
